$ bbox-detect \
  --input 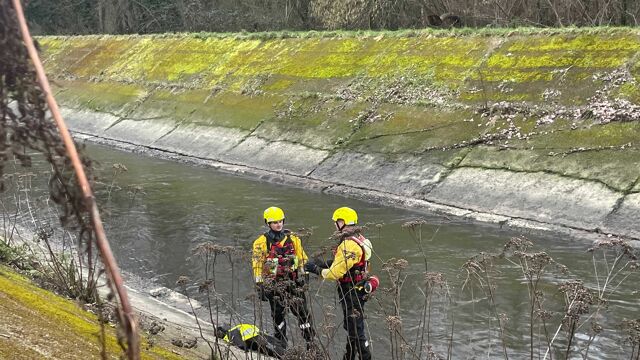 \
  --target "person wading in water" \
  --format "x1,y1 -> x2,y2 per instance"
305,207 -> 379,360
252,206 -> 315,349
